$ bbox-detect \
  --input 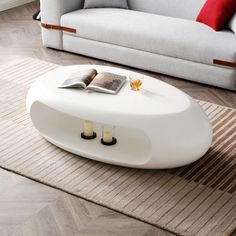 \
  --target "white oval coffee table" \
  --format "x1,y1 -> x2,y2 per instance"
26,65 -> 212,169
